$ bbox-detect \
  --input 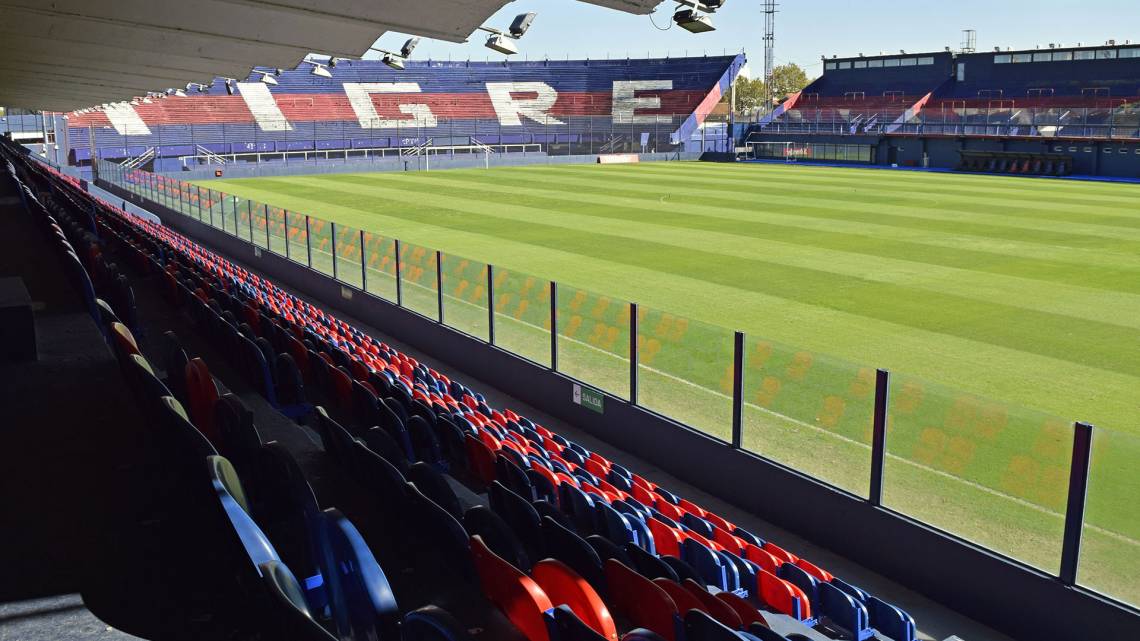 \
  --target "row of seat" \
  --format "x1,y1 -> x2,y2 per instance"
4,147 -> 483,641
7,144 -> 917,641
